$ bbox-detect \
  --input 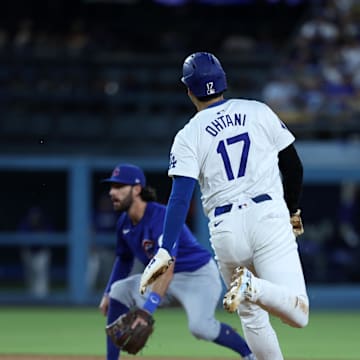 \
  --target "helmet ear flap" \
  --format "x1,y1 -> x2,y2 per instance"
181,52 -> 227,98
